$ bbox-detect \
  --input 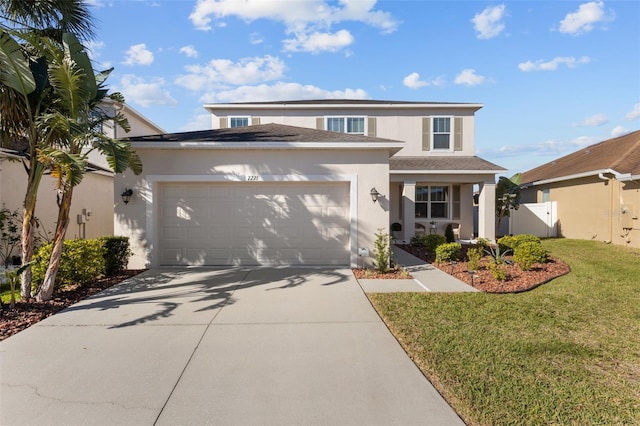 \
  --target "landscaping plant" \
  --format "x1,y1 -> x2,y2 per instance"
513,241 -> 548,271
466,246 -> 483,271
444,223 -> 455,243
372,228 -> 392,274
435,242 -> 461,264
